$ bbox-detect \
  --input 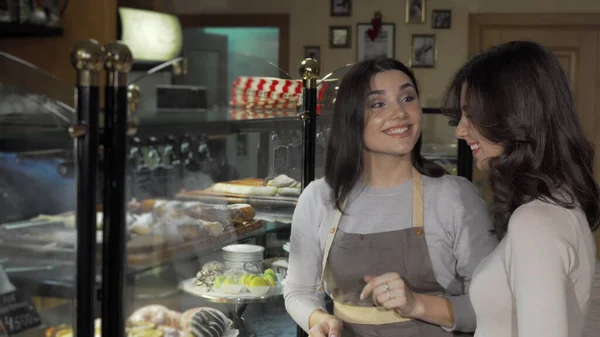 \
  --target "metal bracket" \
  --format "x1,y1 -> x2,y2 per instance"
68,123 -> 88,138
